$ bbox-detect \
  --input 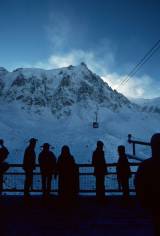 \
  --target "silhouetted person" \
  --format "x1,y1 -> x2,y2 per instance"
57,145 -> 78,202
23,138 -> 37,197
117,145 -> 131,200
135,133 -> 160,236
38,143 -> 56,197
92,141 -> 107,201
0,139 -> 9,195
